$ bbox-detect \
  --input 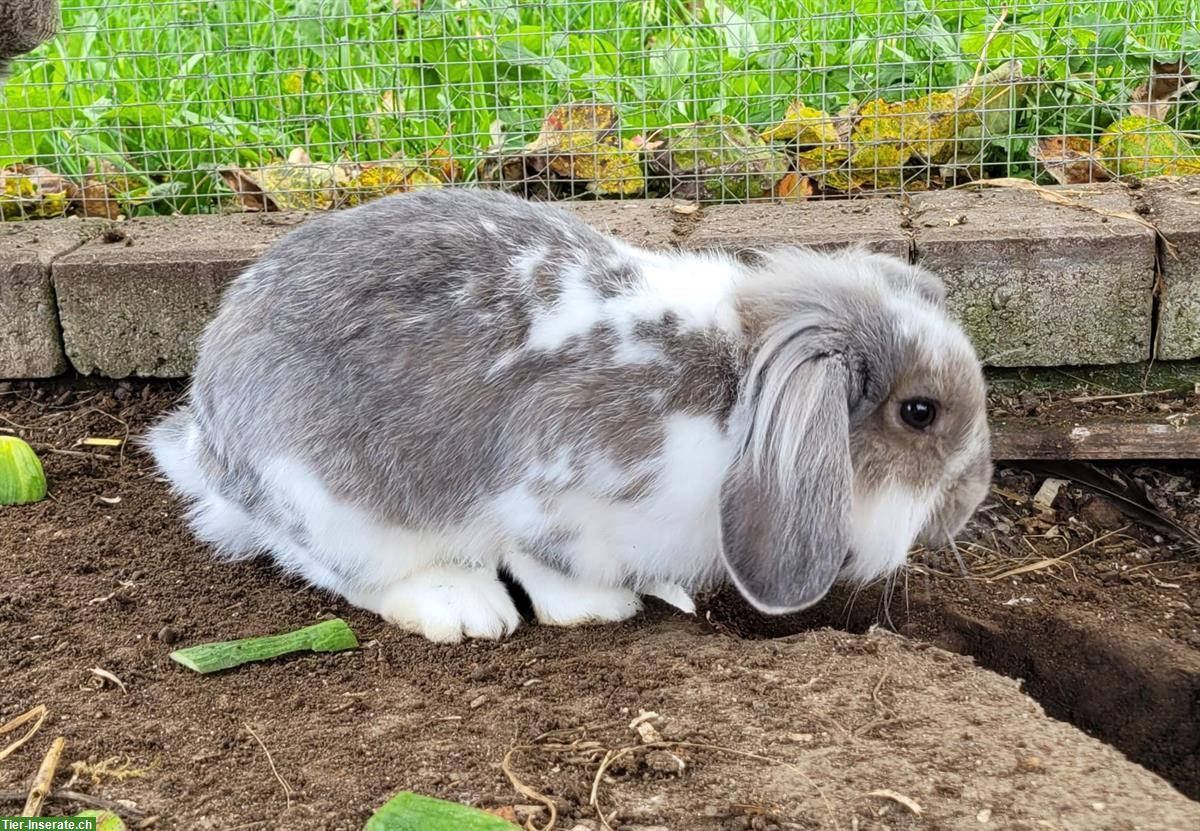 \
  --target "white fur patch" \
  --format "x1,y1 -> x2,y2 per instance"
612,250 -> 743,336
553,413 -> 734,587
147,416 -> 206,499
845,481 -> 935,582
521,247 -> 743,361
256,457 -> 501,591
889,294 -> 976,372
526,264 -> 605,350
